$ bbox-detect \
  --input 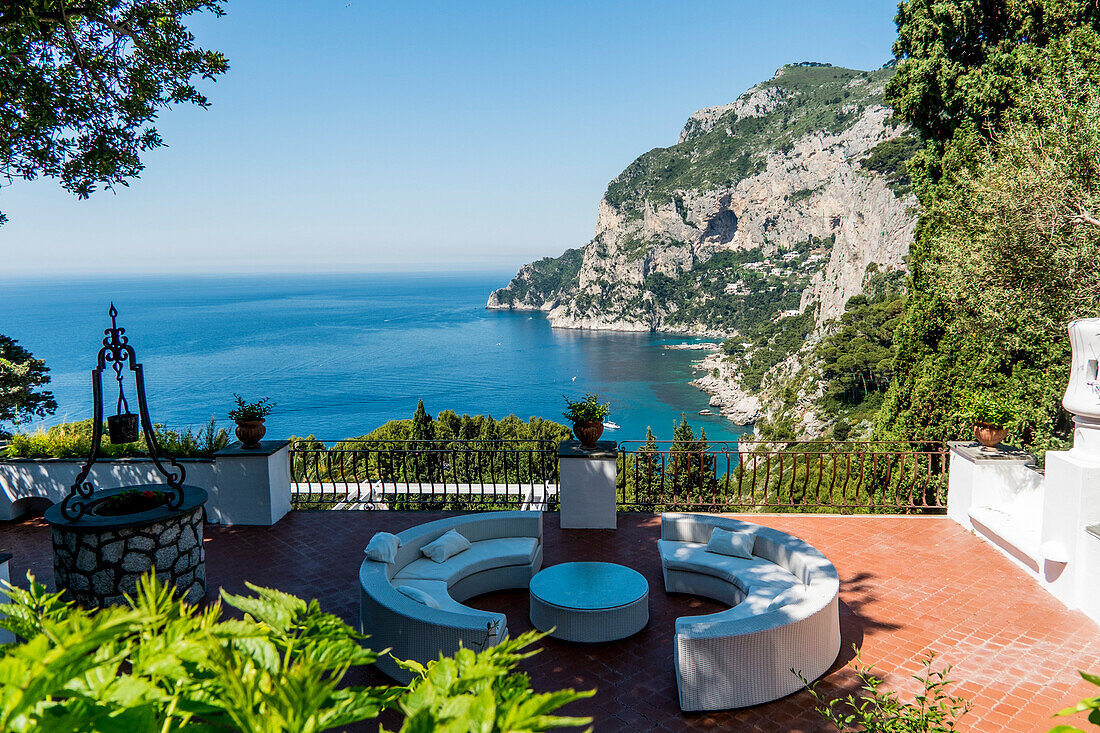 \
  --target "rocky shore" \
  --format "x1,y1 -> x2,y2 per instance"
688,351 -> 762,426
